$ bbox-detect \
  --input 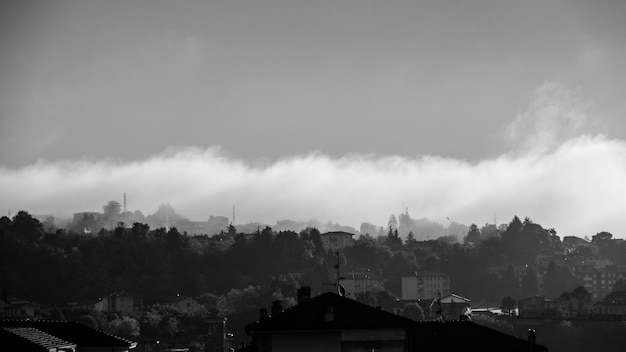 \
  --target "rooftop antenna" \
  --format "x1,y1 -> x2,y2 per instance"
322,251 -> 346,296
